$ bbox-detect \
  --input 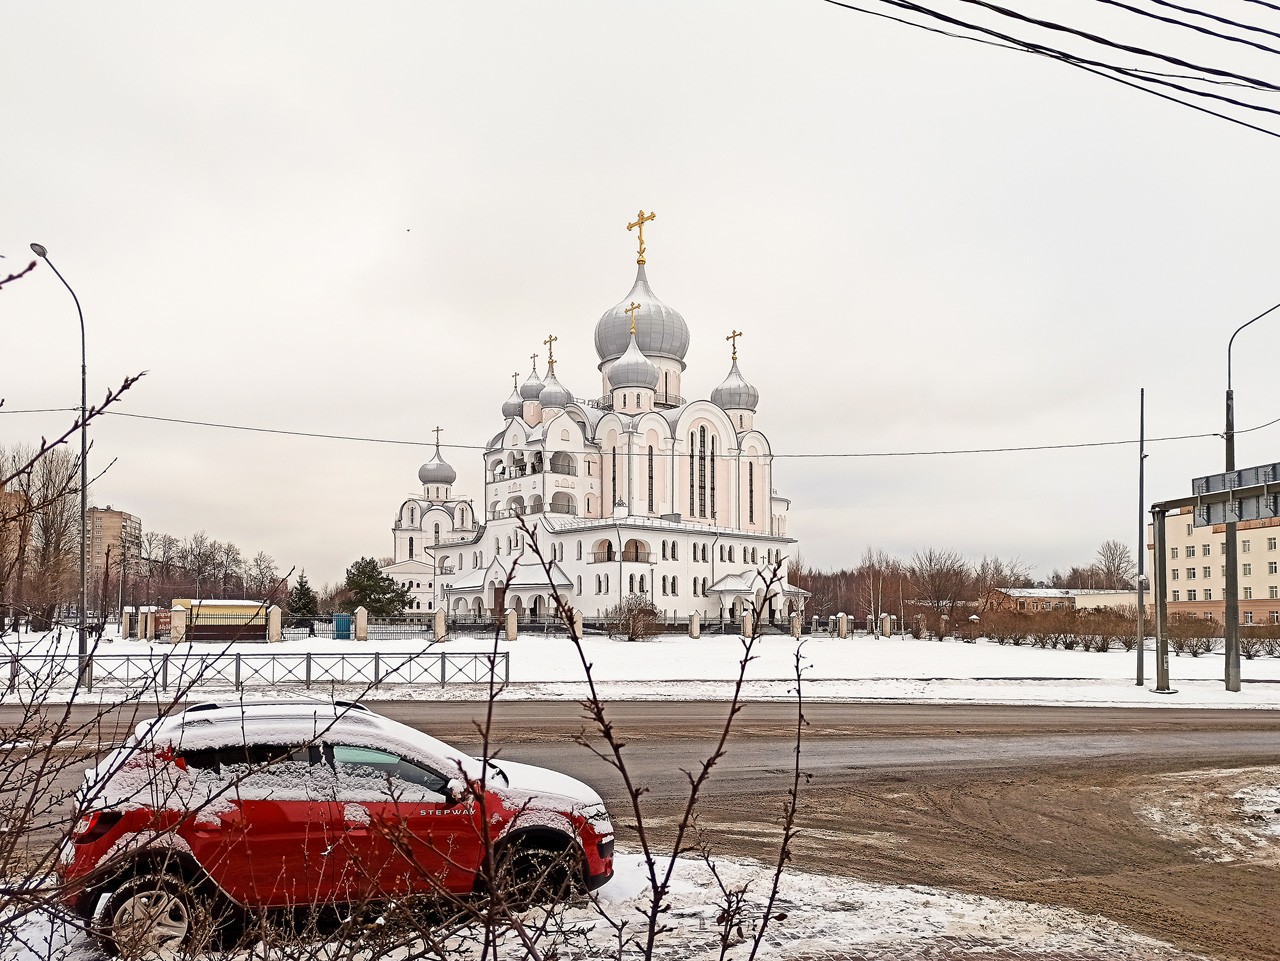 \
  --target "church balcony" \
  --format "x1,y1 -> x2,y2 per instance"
548,463 -> 577,476
589,392 -> 684,412
591,550 -> 652,564
548,503 -> 578,515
